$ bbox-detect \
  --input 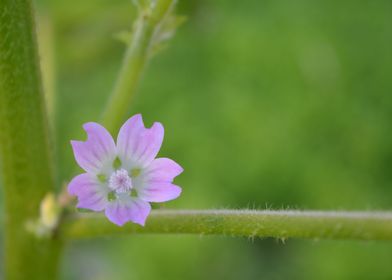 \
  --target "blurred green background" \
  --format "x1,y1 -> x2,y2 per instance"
29,0 -> 392,279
